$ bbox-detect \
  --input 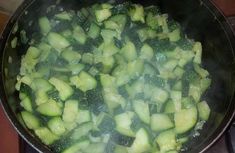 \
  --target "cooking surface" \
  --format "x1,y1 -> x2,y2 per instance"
0,0 -> 235,153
